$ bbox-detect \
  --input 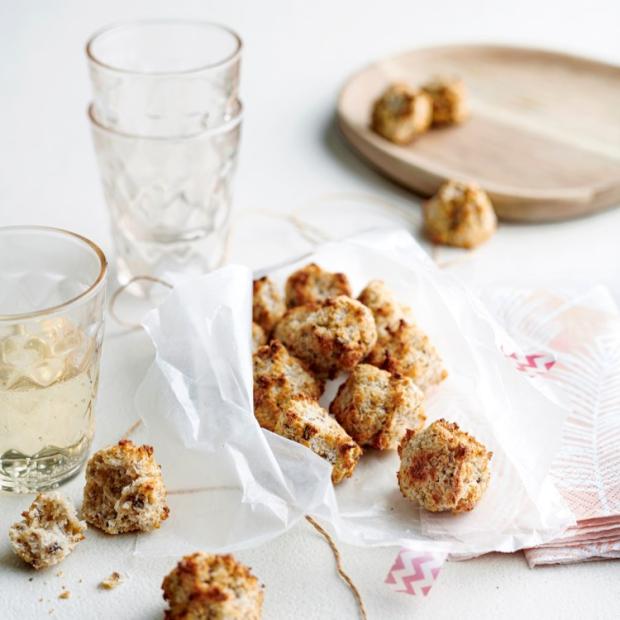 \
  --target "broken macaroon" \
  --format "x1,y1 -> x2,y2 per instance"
9,492 -> 86,570
82,440 -> 169,535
